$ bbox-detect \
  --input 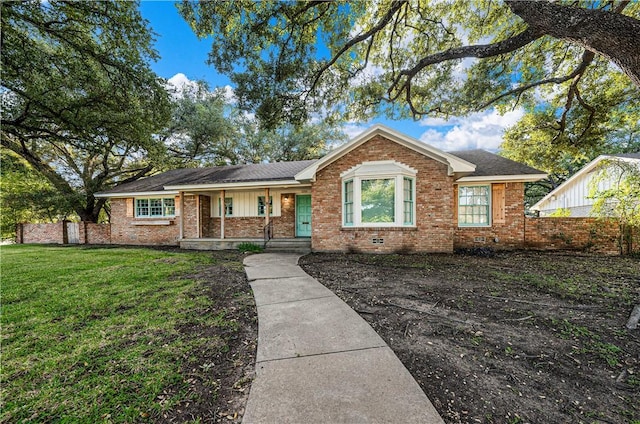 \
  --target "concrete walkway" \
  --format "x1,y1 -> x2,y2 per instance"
242,253 -> 444,424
